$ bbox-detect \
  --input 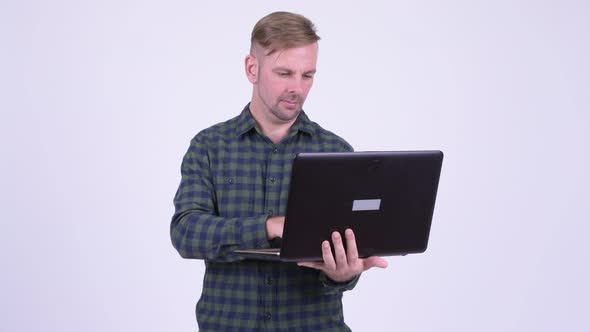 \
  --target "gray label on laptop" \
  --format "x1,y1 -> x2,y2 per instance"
352,199 -> 381,211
